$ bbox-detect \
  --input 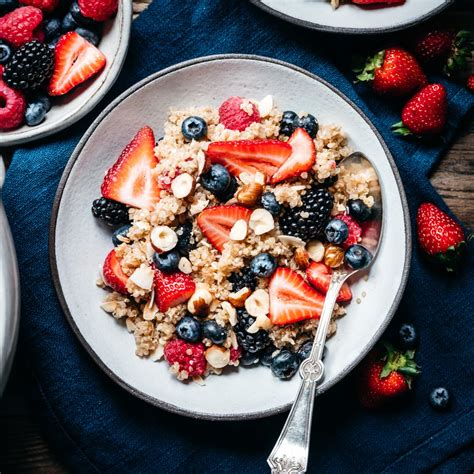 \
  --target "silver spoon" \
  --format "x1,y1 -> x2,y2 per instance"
267,152 -> 383,473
